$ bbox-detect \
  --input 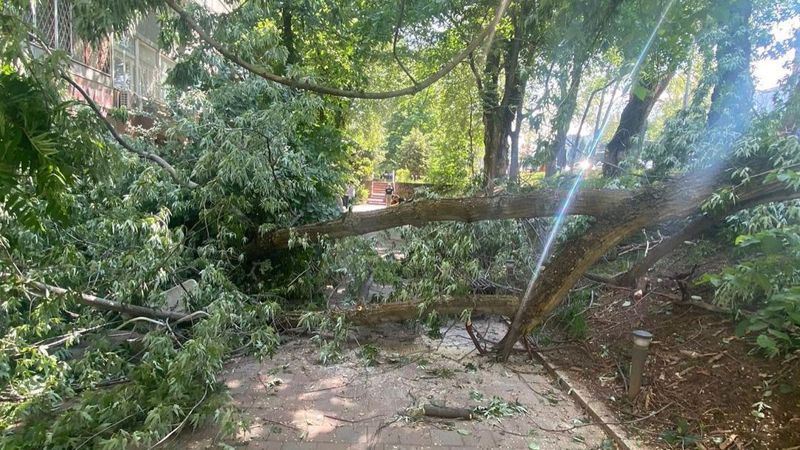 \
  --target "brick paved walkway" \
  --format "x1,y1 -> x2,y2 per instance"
175,320 -> 611,449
